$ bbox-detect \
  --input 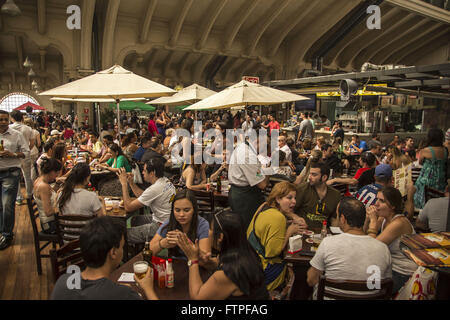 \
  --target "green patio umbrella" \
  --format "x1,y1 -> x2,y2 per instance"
109,100 -> 156,111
